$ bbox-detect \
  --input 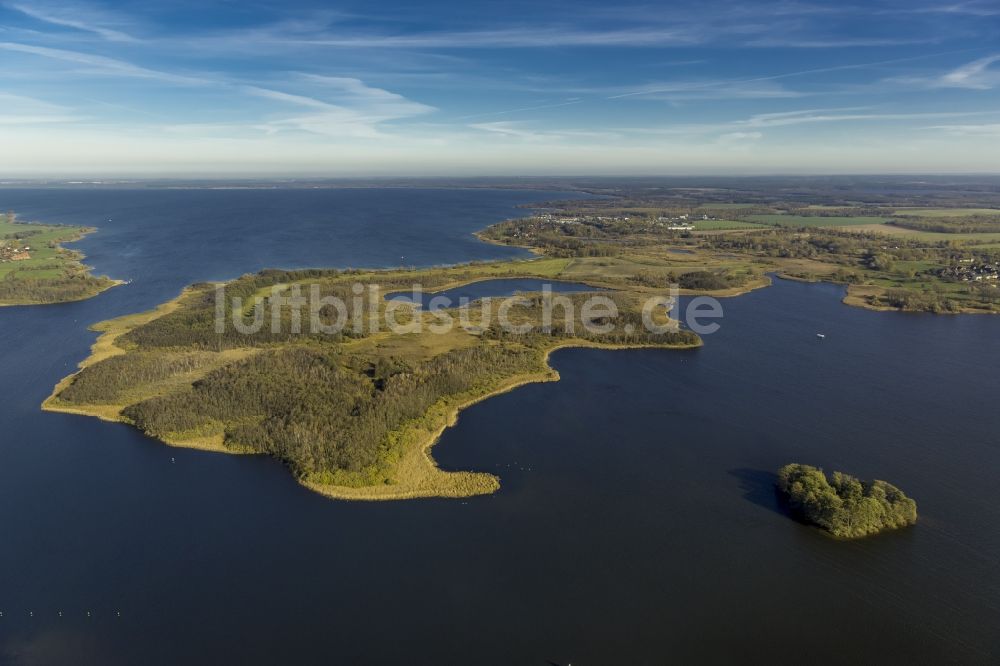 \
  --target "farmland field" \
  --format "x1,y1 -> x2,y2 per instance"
892,208 -> 1000,217
746,214 -> 889,228
836,223 -> 1000,242
693,219 -> 767,230
695,203 -> 762,210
